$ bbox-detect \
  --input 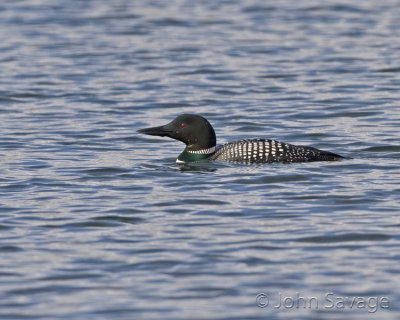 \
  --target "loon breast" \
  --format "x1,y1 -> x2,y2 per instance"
211,139 -> 343,164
